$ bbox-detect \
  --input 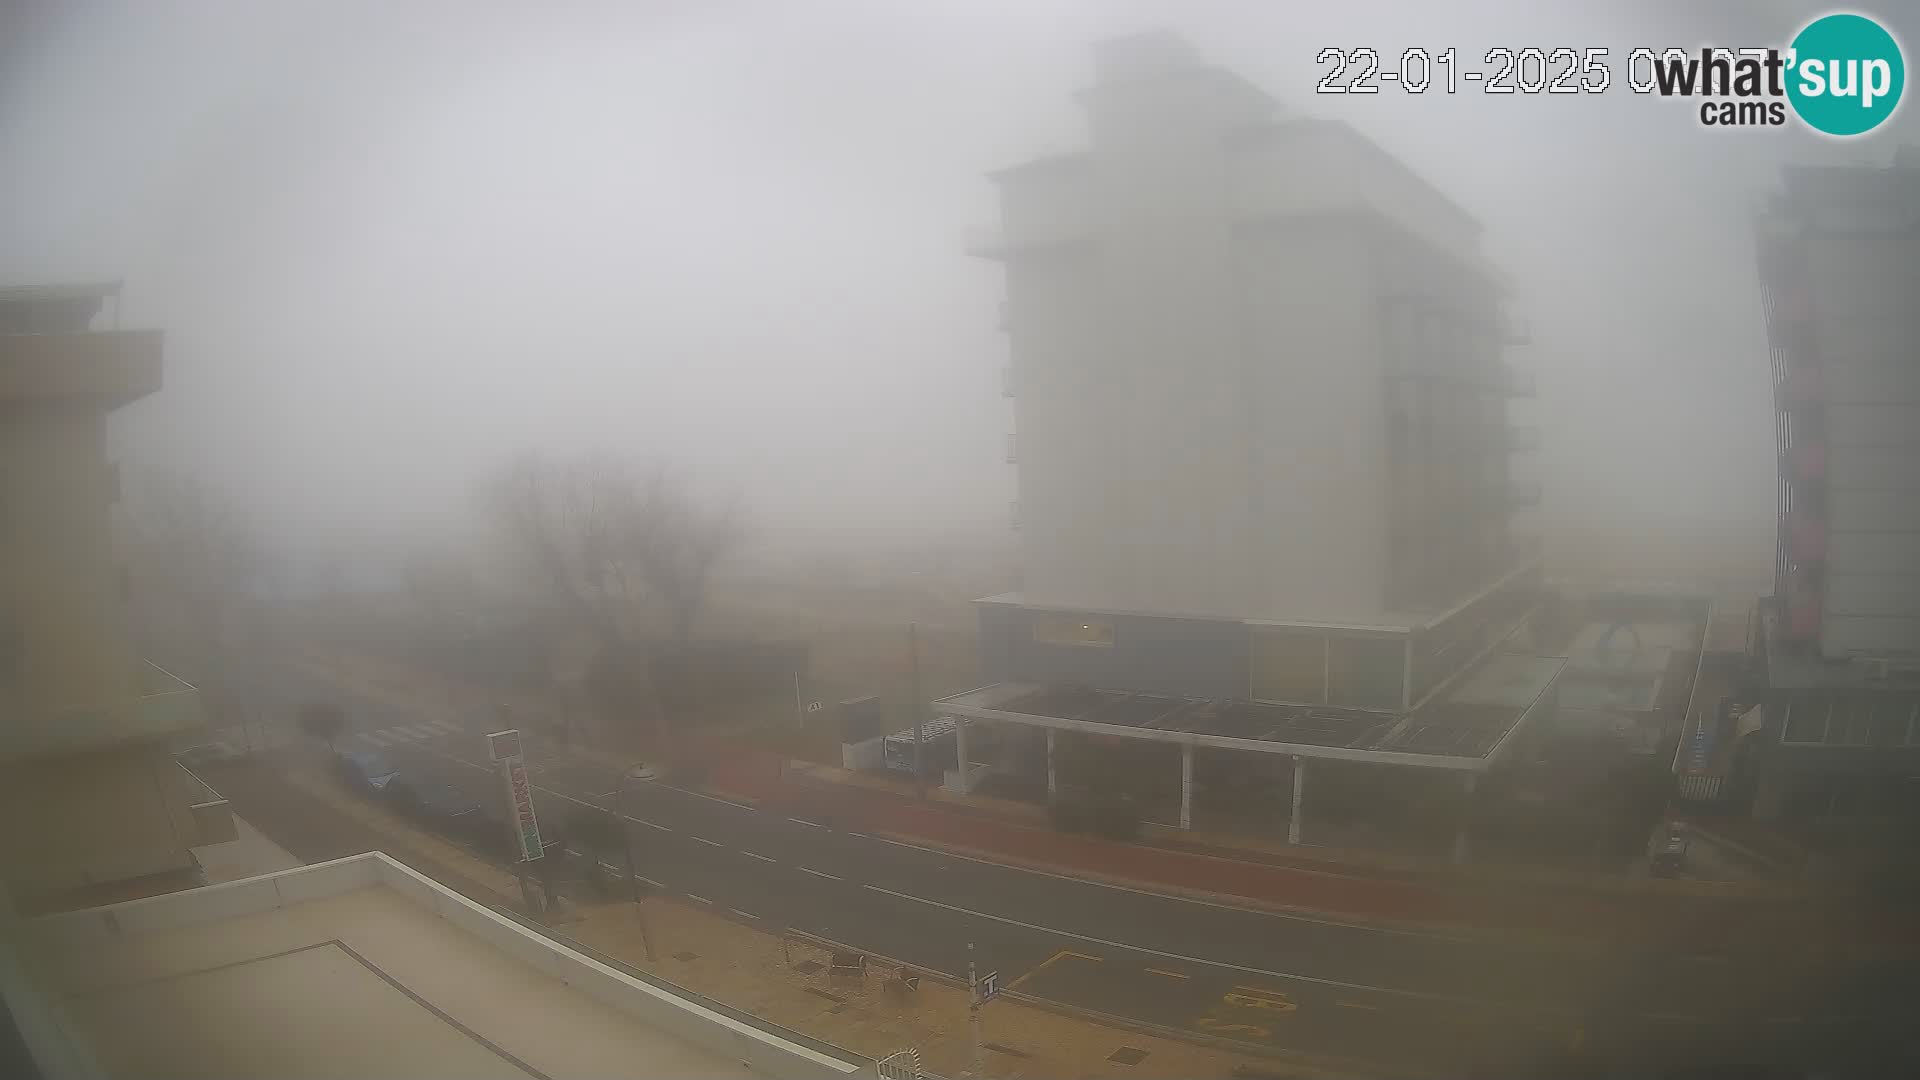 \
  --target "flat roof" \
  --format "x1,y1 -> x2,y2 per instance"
975,558 -> 1542,636
11,853 -> 861,1080
935,652 -> 1564,771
